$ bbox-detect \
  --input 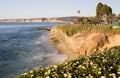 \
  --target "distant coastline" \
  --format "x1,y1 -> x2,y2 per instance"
0,18 -> 64,23
0,17 -> 77,23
